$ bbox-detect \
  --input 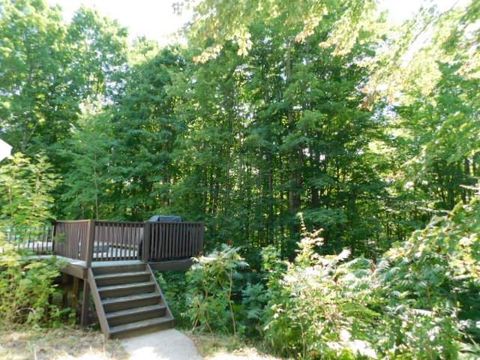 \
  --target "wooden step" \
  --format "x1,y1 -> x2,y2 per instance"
109,315 -> 175,338
99,282 -> 156,298
103,293 -> 160,312
89,262 -> 174,339
93,263 -> 146,275
95,271 -> 151,286
106,304 -> 167,326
